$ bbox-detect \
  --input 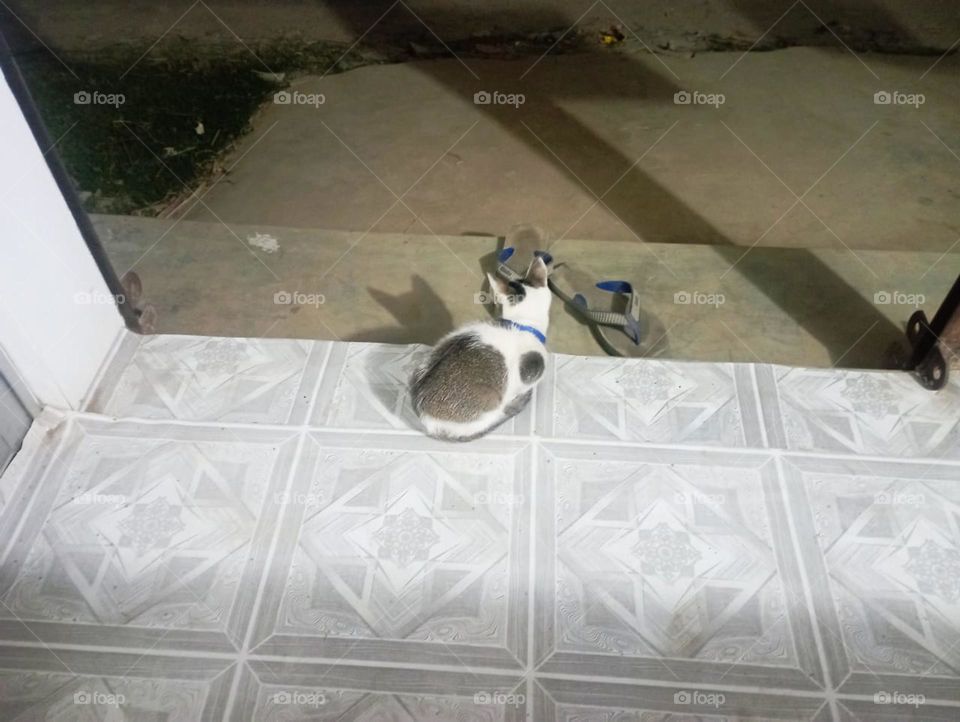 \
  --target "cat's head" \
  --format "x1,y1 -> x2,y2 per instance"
485,256 -> 552,332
